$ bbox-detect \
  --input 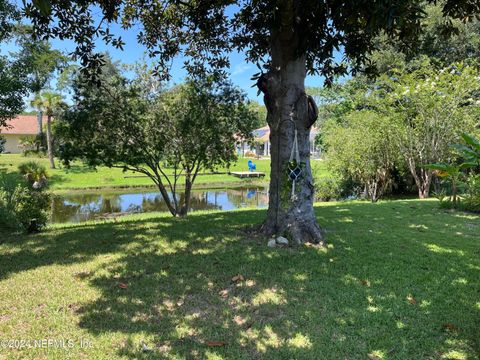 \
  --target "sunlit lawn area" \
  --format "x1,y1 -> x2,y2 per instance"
0,154 -> 330,191
0,200 -> 478,359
